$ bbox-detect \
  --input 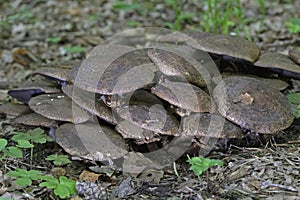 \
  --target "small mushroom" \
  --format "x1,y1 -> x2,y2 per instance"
29,93 -> 91,124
